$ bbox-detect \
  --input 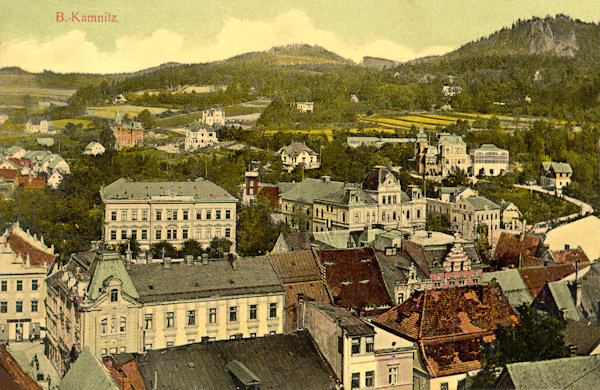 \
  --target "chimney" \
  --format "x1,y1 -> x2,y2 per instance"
201,253 -> 209,264
163,257 -> 171,269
